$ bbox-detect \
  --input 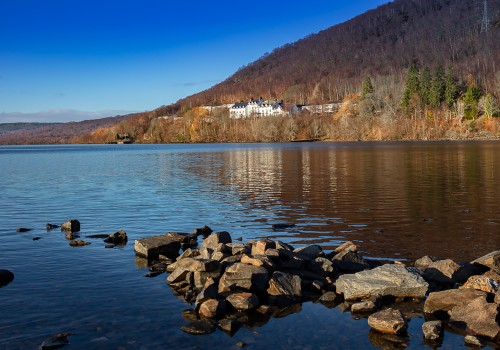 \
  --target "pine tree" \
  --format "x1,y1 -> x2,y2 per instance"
401,64 -> 420,110
419,67 -> 431,106
444,64 -> 458,108
361,77 -> 374,99
463,84 -> 482,120
429,63 -> 445,107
